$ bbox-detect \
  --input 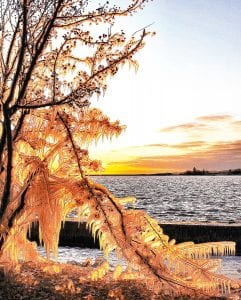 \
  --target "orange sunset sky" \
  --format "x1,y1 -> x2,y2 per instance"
90,1 -> 241,174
